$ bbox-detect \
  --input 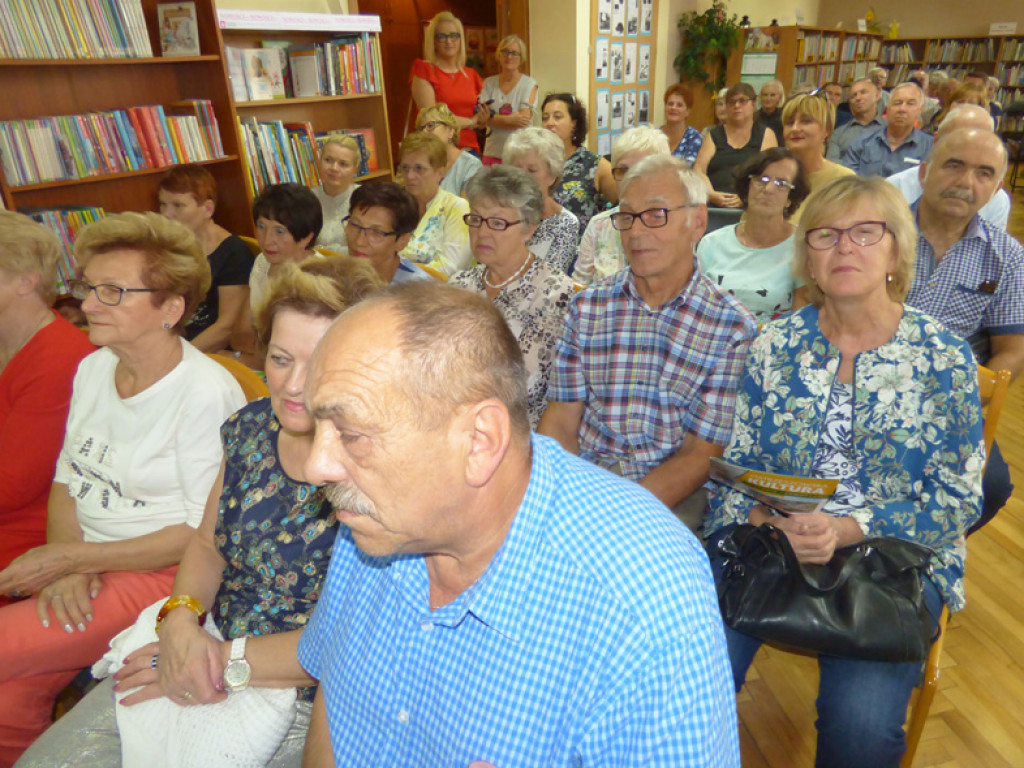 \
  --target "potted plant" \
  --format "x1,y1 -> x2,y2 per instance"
674,2 -> 743,93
